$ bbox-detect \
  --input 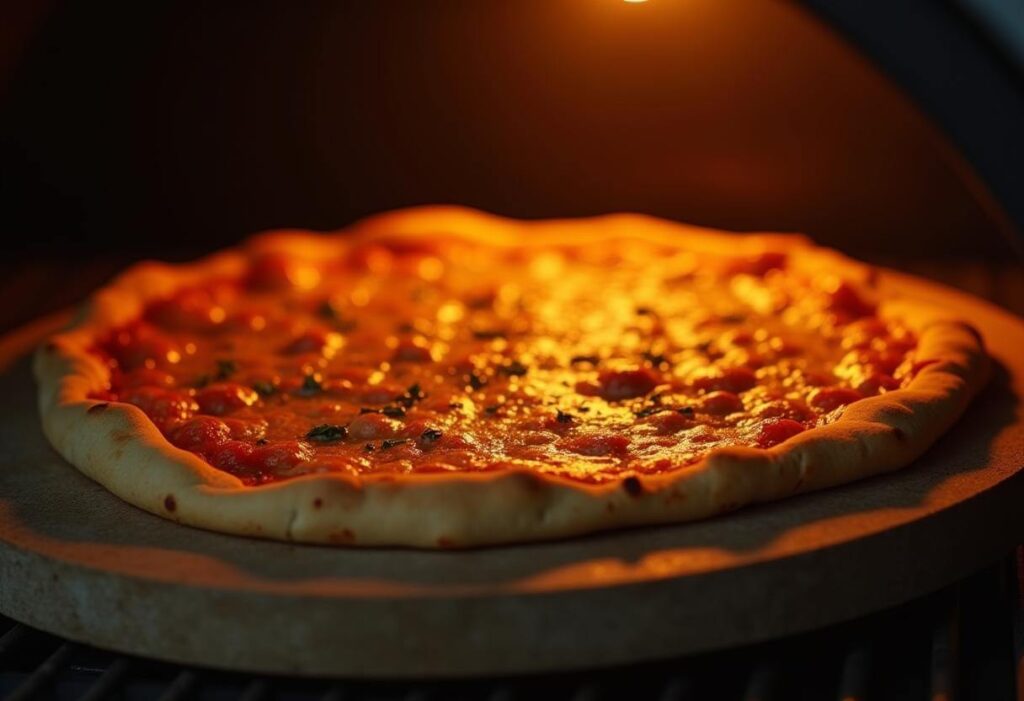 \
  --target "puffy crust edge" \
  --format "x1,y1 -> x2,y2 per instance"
33,206 -> 991,547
